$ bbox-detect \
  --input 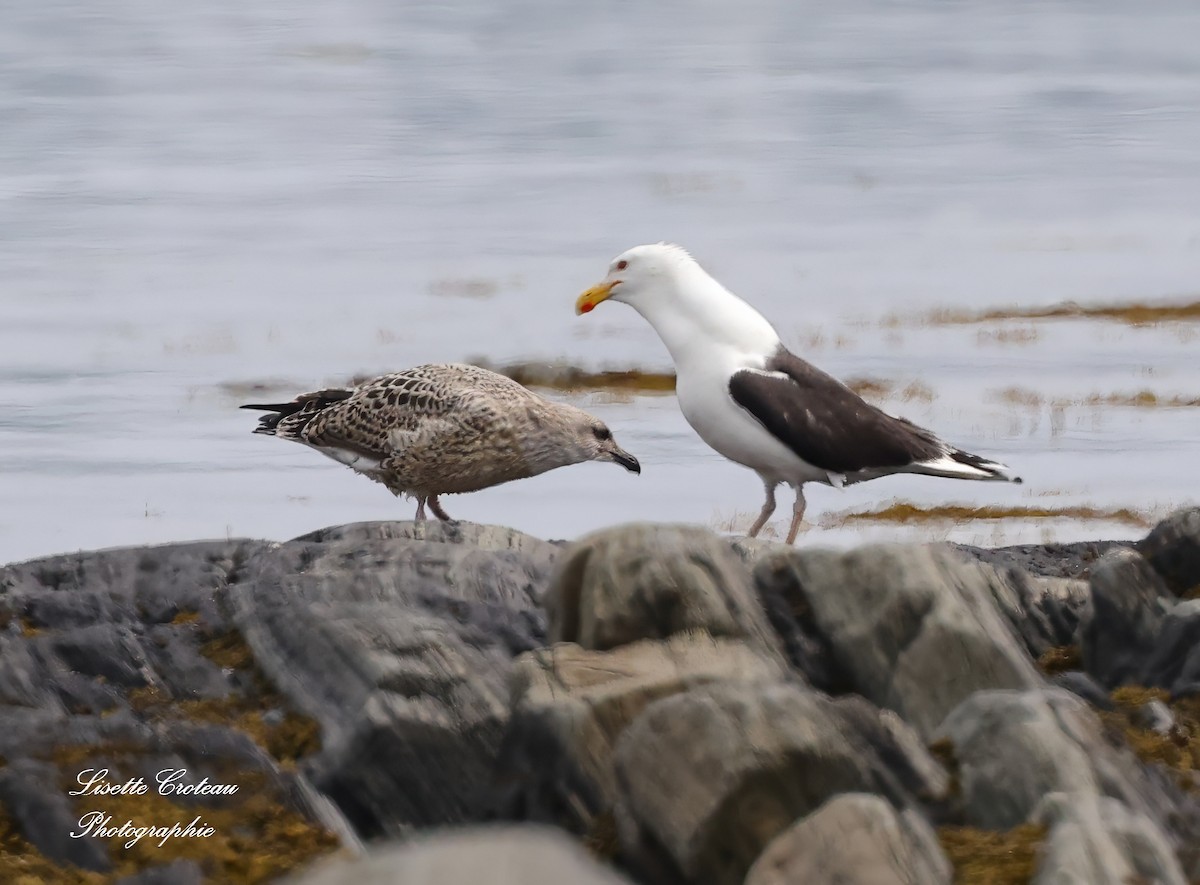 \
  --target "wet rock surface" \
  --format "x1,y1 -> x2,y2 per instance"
0,539 -> 348,883
1082,548 -> 1174,687
612,681 -> 946,885
499,635 -> 786,835
0,506 -> 1197,884
227,520 -> 559,837
751,542 -> 1043,738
